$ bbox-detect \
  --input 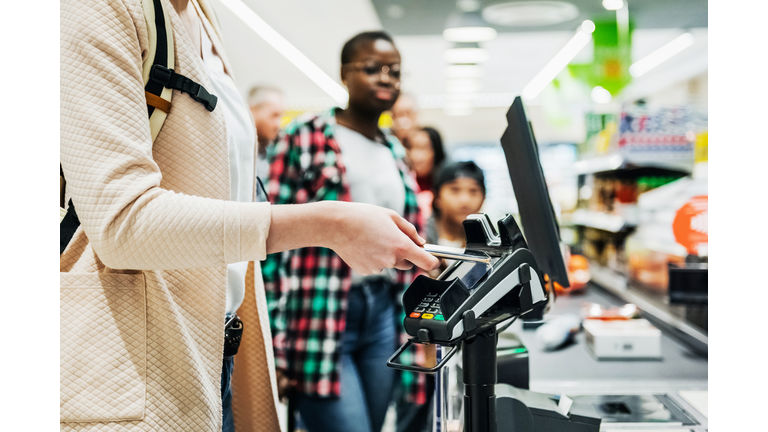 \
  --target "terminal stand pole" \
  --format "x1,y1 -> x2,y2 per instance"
462,326 -> 498,432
